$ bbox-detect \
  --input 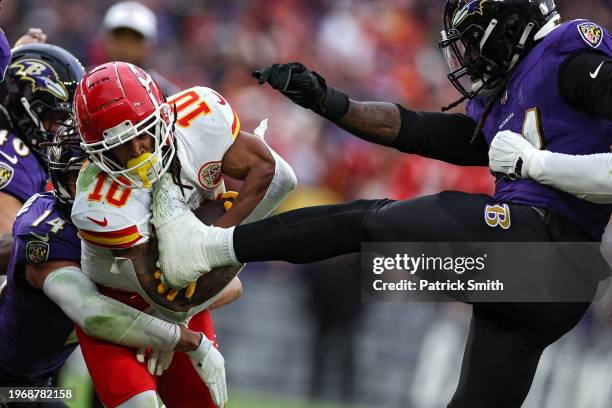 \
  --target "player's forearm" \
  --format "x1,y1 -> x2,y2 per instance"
390,106 -> 489,166
175,325 -> 203,352
215,162 -> 276,228
0,234 -> 13,275
43,265 -> 182,351
527,151 -> 612,204
208,277 -> 243,310
335,100 -> 402,147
